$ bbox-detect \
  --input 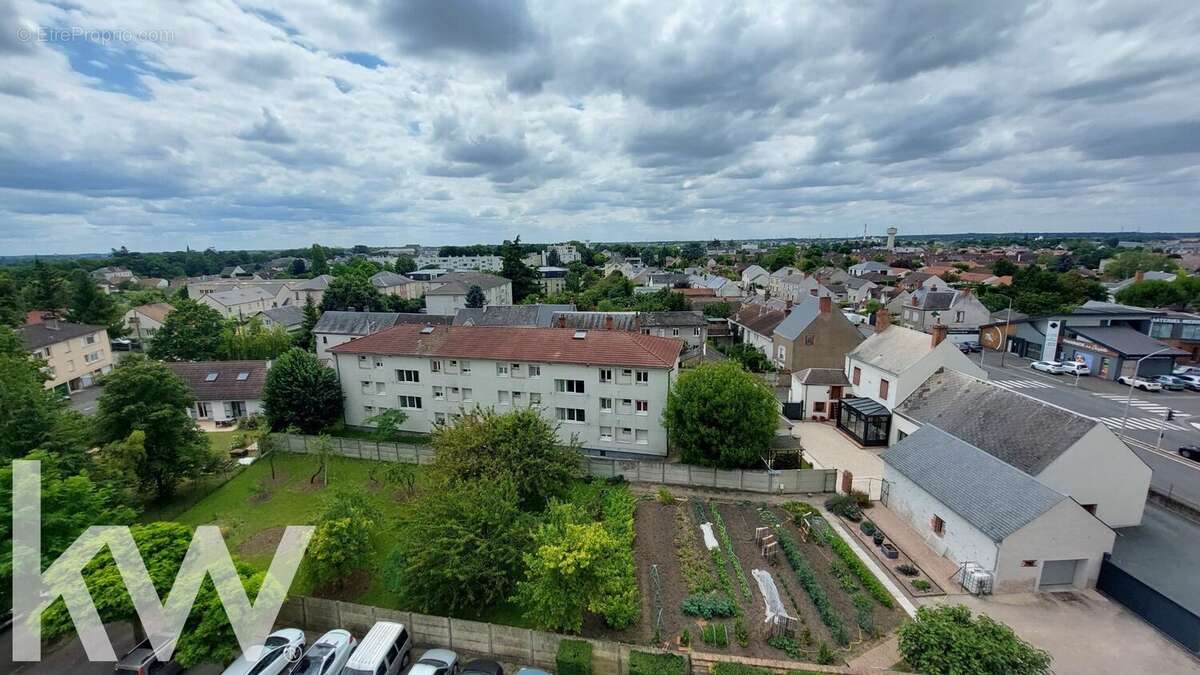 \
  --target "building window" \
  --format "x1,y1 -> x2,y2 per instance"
635,429 -> 649,445
430,360 -> 442,372
498,390 -> 511,405
852,366 -> 861,385
513,391 -> 524,405
879,379 -> 890,400
85,334 -> 96,345
555,379 -> 586,394
432,386 -> 444,400
1021,560 -> 1038,567
636,400 -> 649,415
322,336 -> 327,344
931,515 -> 945,536
556,407 -> 586,423
511,363 -> 522,377
672,328 -> 680,336
398,395 -> 422,409
896,429 -> 907,442
599,426 -> 614,442
619,399 -> 633,414
363,405 -> 375,414
693,327 -> 701,336
805,335 -> 815,346
599,368 -> 613,383
620,368 -> 634,384
619,427 -> 634,443
635,370 -> 649,385
497,363 -> 510,377
462,388 -> 473,401
1150,322 -> 1173,338
396,369 -> 420,383
360,380 -> 372,394
1183,325 -> 1200,341
529,364 -> 541,378
814,401 -> 826,413
84,351 -> 102,364
955,311 -> 965,323
1082,504 -> 1097,515
434,412 -> 447,425
530,392 -> 542,405
600,397 -> 613,413
374,358 -> 384,368
375,382 -> 386,394
776,345 -> 785,359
